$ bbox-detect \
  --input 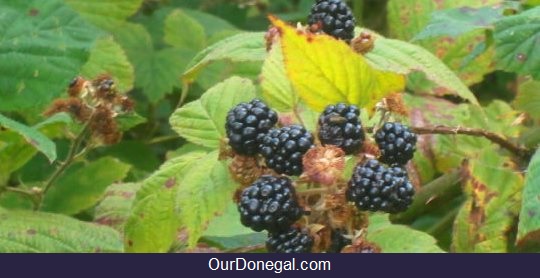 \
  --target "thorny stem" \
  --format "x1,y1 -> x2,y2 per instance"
366,125 -> 534,160
38,123 -> 90,209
